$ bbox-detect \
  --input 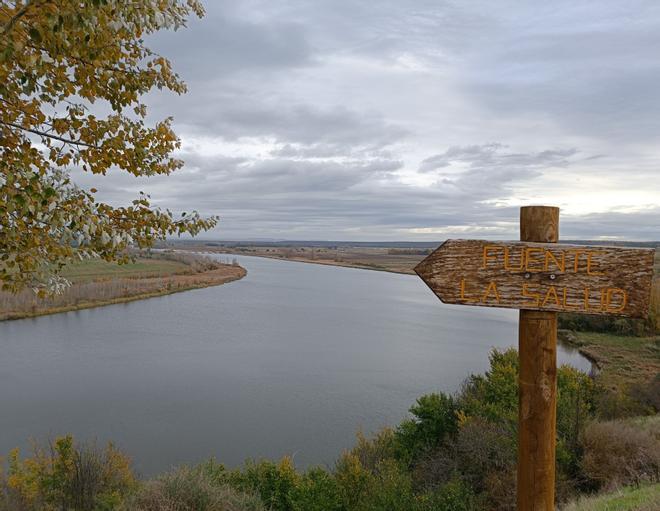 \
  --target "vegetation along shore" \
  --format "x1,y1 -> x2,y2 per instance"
166,239 -> 659,276
2,348 -> 658,510
0,252 -> 246,322
0,241 -> 646,510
